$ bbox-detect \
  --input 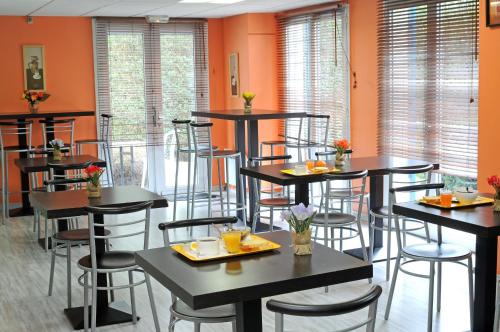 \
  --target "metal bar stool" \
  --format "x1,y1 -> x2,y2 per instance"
190,122 -> 246,221
369,164 -> 433,281
78,201 -> 160,332
38,118 -> 76,154
249,155 -> 294,233
158,217 -> 238,332
76,114 -> 114,186
0,120 -> 34,222
384,183 -> 474,332
266,285 -> 382,332
285,114 -> 330,163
